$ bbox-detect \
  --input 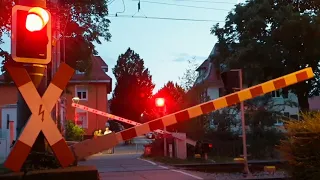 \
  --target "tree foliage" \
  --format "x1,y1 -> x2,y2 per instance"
211,0 -> 320,111
178,58 -> 199,91
142,81 -> 185,131
64,120 -> 85,141
278,112 -> 320,179
245,95 -> 285,159
110,48 -> 155,127
0,0 -> 111,76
